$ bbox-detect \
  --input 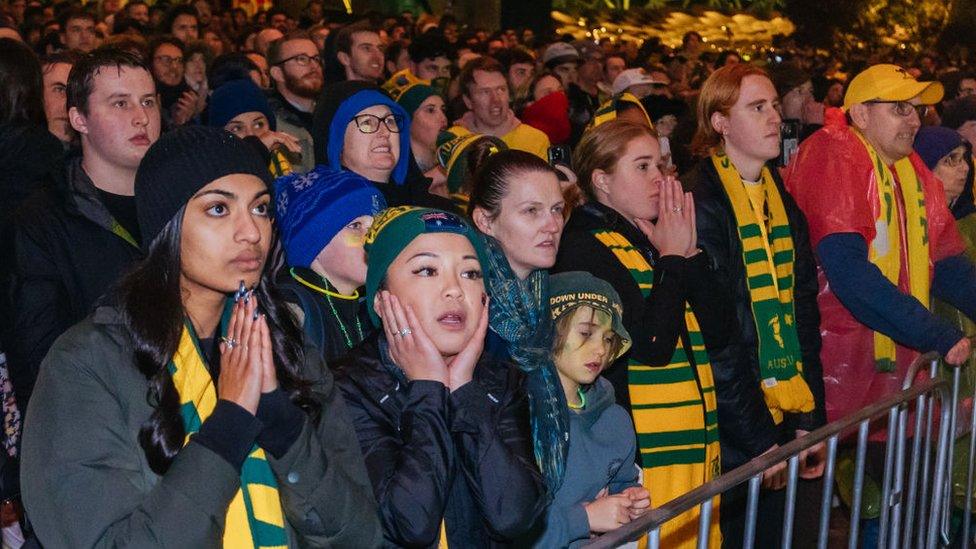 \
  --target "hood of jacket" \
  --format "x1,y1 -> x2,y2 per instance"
312,81 -> 411,185
576,376 -> 617,428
